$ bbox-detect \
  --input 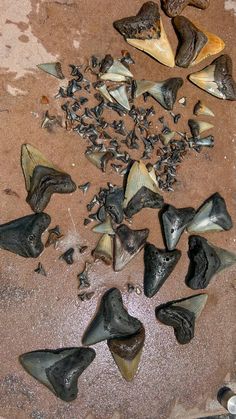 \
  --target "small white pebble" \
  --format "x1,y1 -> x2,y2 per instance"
71,163 -> 75,167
